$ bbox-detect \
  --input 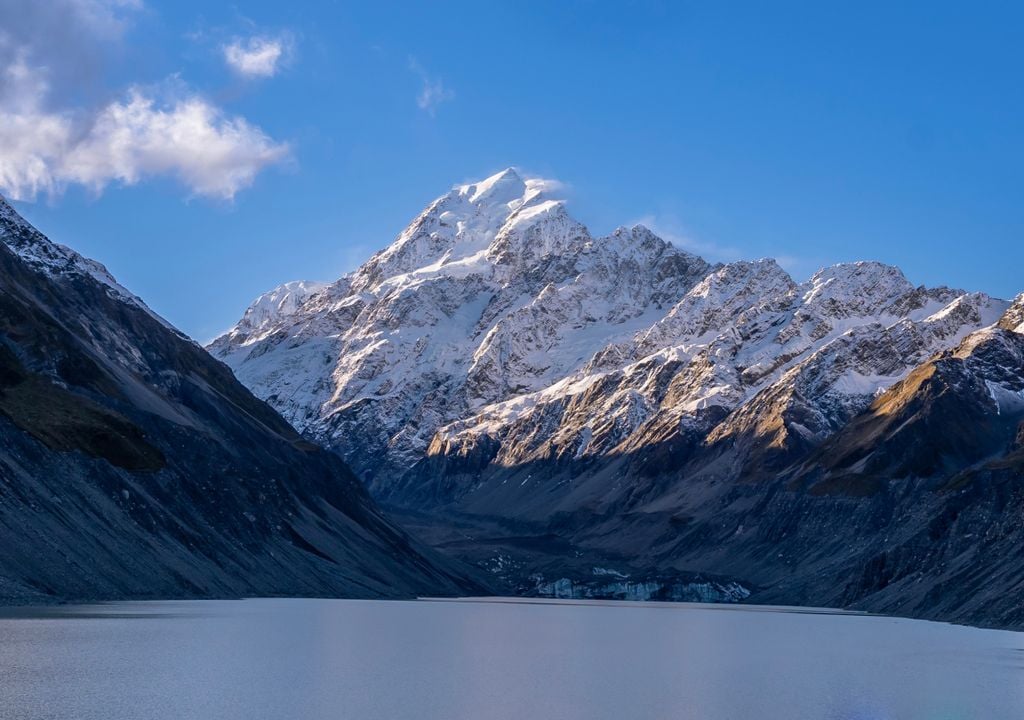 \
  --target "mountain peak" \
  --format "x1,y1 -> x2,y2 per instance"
801,261 -> 912,312
349,170 -> 574,290
610,223 -> 661,242
807,260 -> 908,285
213,171 -> 1018,508
233,280 -> 328,336
457,167 -> 526,206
